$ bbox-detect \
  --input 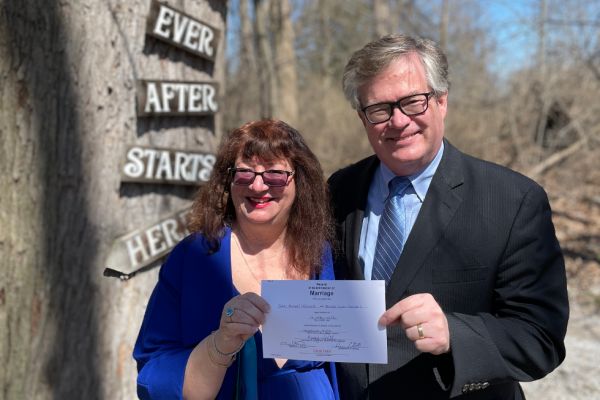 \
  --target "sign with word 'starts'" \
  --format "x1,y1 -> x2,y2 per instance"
122,145 -> 215,186
146,0 -> 220,61
137,80 -> 219,116
106,208 -> 191,274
